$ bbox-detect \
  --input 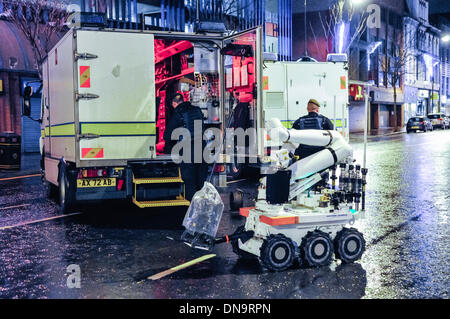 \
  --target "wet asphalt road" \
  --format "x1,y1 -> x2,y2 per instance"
0,130 -> 449,299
